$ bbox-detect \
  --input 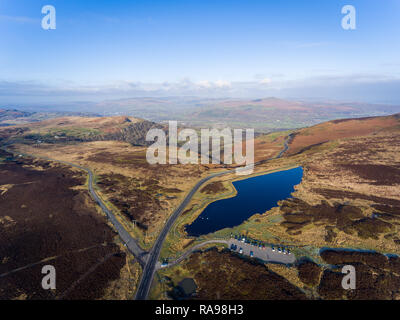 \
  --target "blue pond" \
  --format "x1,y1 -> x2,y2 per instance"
186,167 -> 303,237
